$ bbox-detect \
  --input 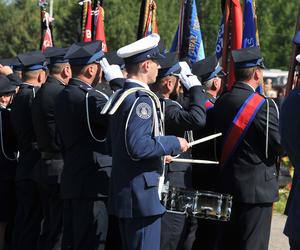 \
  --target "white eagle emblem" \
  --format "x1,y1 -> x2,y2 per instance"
136,102 -> 152,119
